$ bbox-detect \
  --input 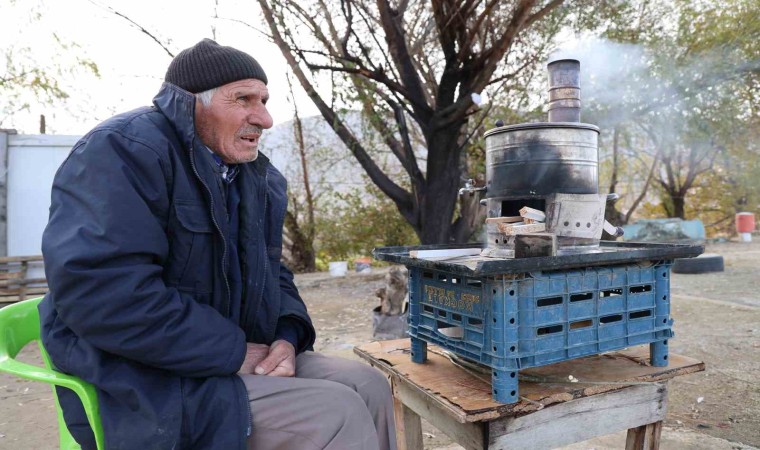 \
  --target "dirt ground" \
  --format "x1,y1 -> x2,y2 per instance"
1,240 -> 758,449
